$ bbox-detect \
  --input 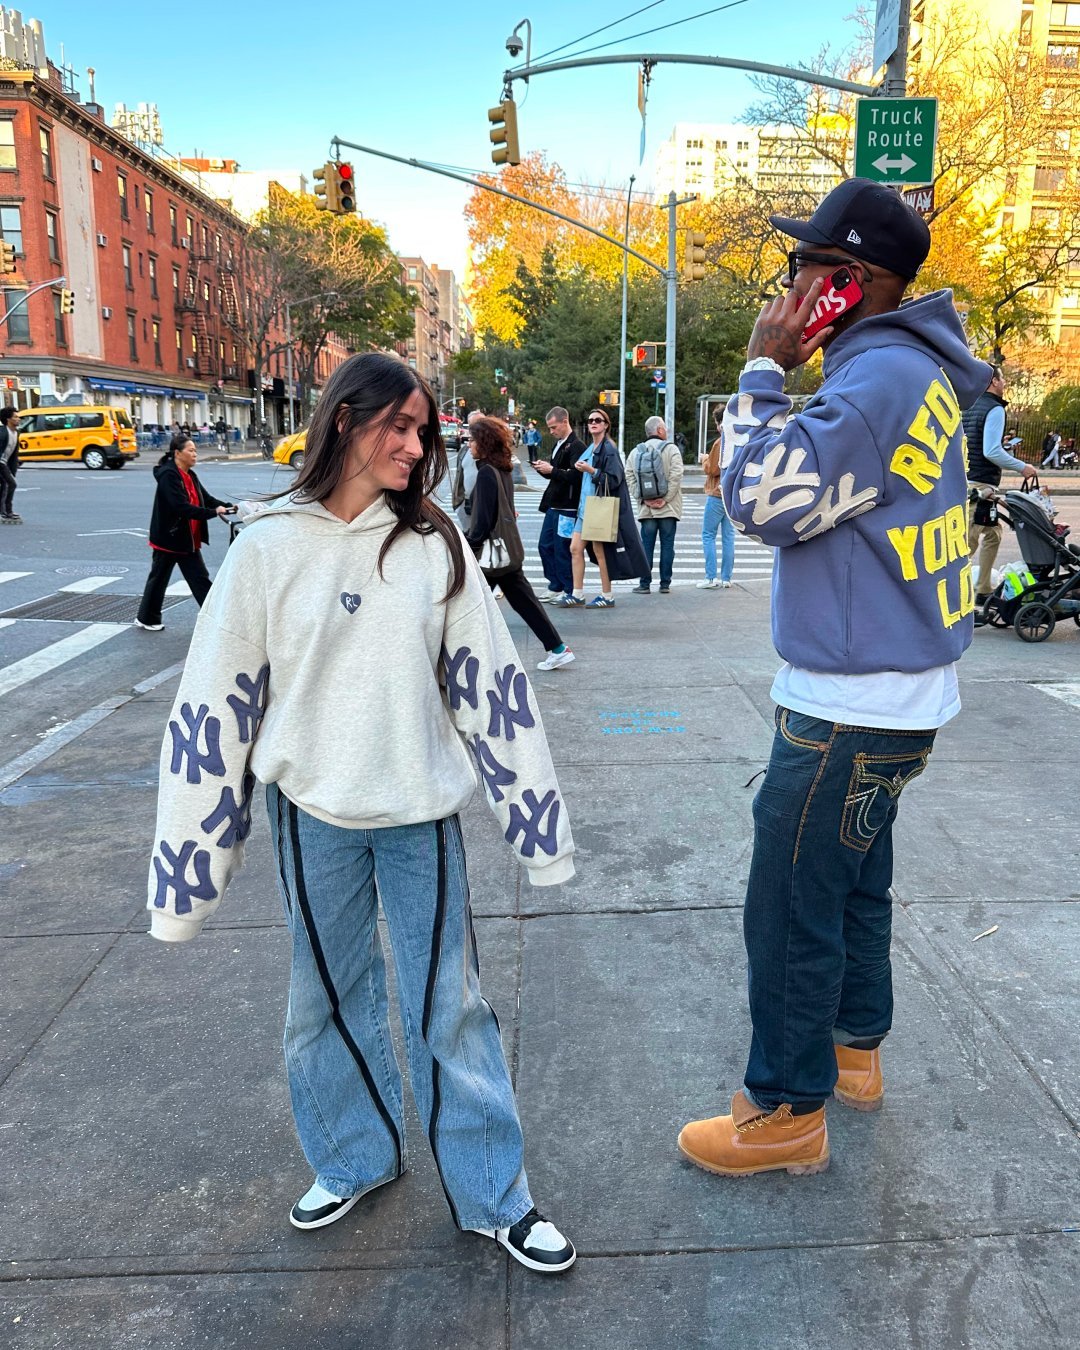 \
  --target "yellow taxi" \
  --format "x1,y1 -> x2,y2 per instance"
17,406 -> 138,469
273,429 -> 306,469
